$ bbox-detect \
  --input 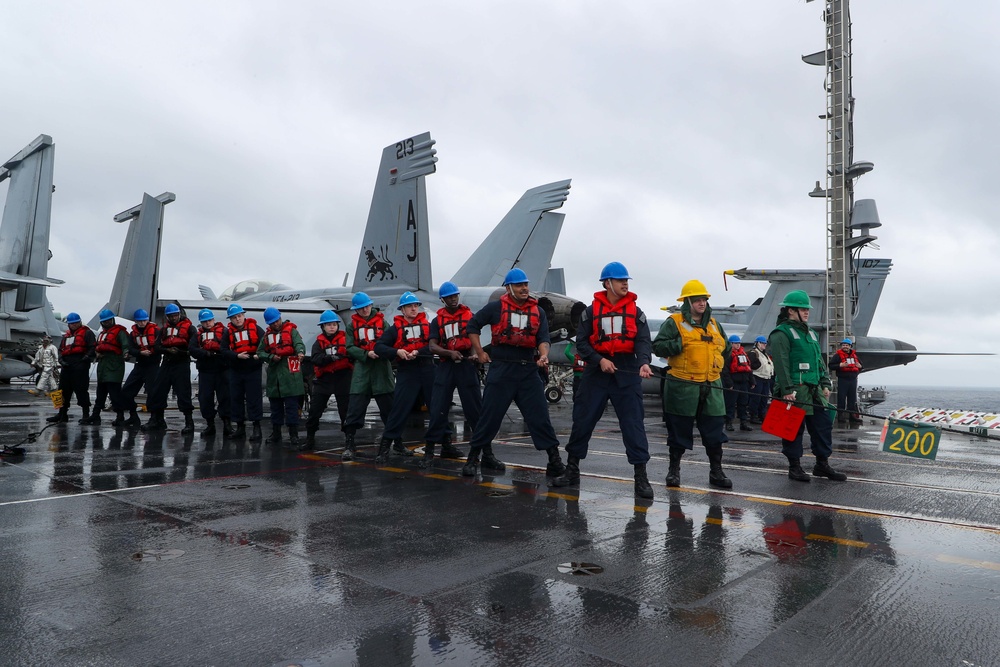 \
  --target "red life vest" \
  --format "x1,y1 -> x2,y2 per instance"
199,322 -> 225,352
60,326 -> 92,357
492,294 -> 540,348
393,312 -> 431,353
131,322 -> 159,353
589,291 -> 639,356
264,321 -> 298,357
728,345 -> 752,373
161,318 -> 193,349
435,305 -> 473,352
227,318 -> 260,355
351,311 -> 385,352
835,348 -> 861,373
574,353 -> 587,371
314,331 -> 352,377
96,324 -> 127,355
